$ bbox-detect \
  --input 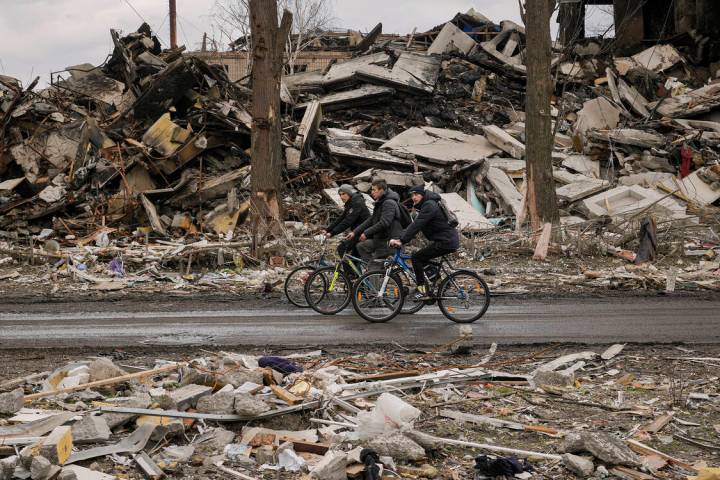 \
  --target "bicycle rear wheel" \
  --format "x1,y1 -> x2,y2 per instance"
284,265 -> 316,308
352,271 -> 404,323
304,266 -> 352,315
437,271 -> 491,323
